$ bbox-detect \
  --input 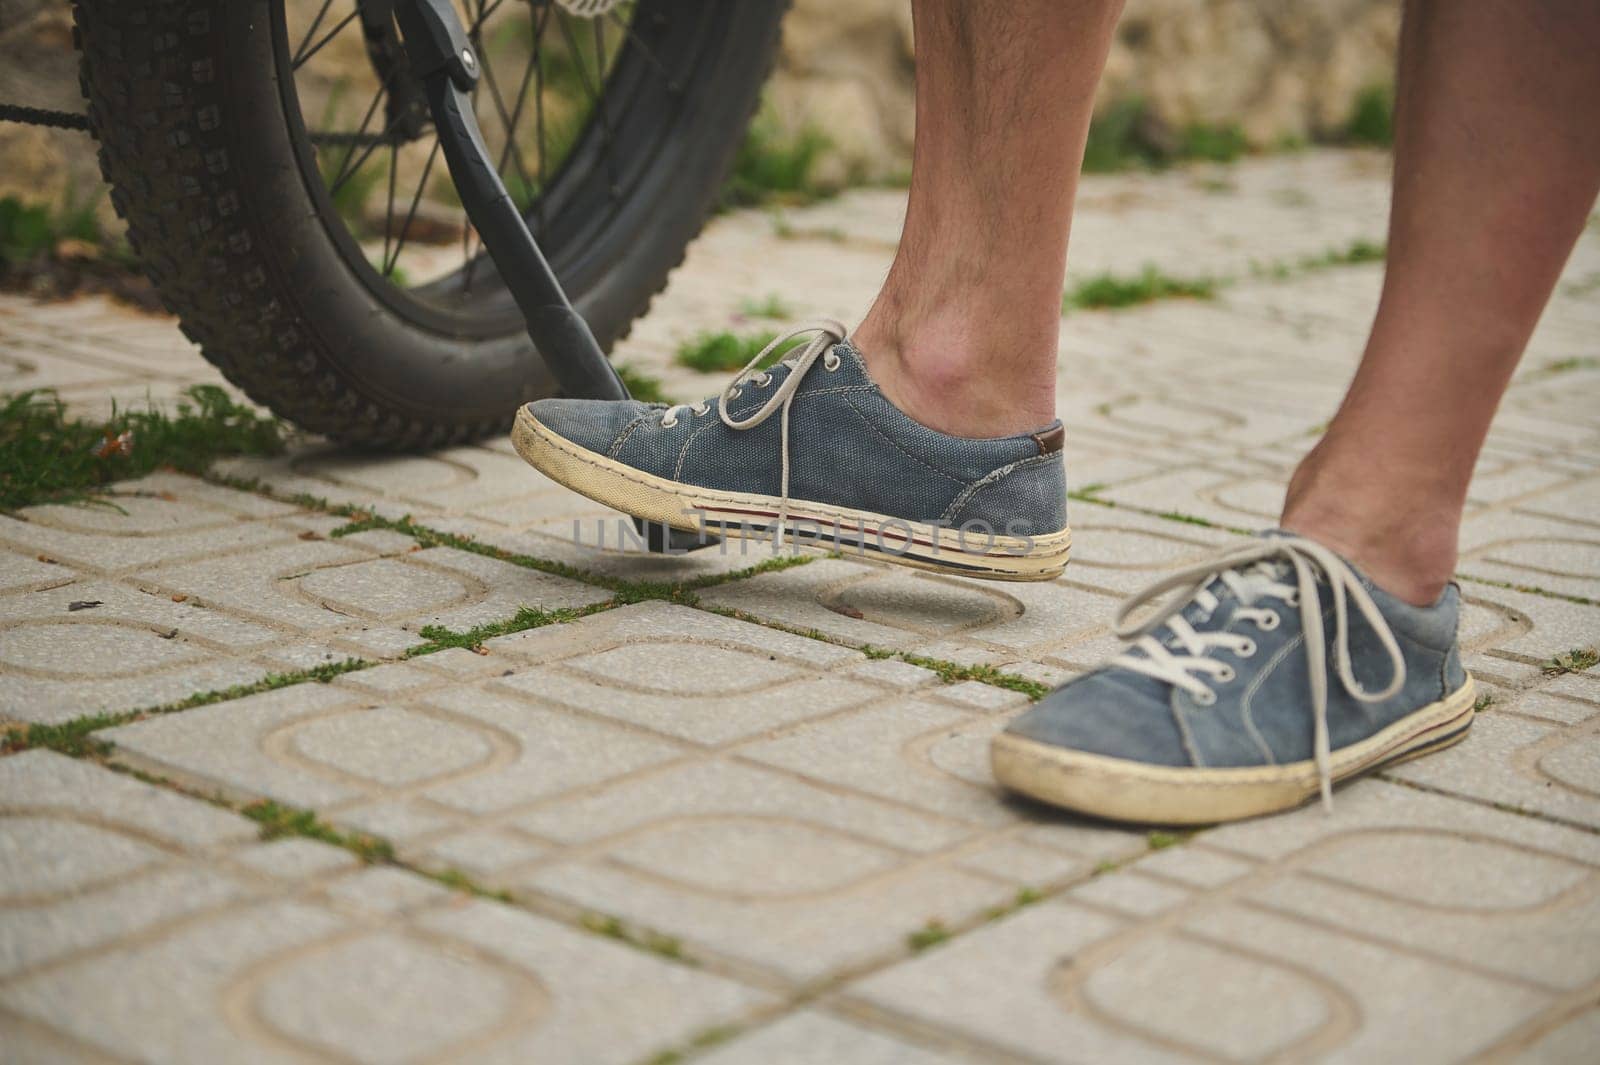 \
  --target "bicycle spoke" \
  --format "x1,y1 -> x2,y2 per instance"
327,76 -> 393,196
478,44 -> 537,197
385,137 -> 441,276
293,7 -> 360,72
571,15 -> 618,198
292,0 -> 339,69
381,138 -> 399,276
606,8 -> 676,89
466,0 -> 508,39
